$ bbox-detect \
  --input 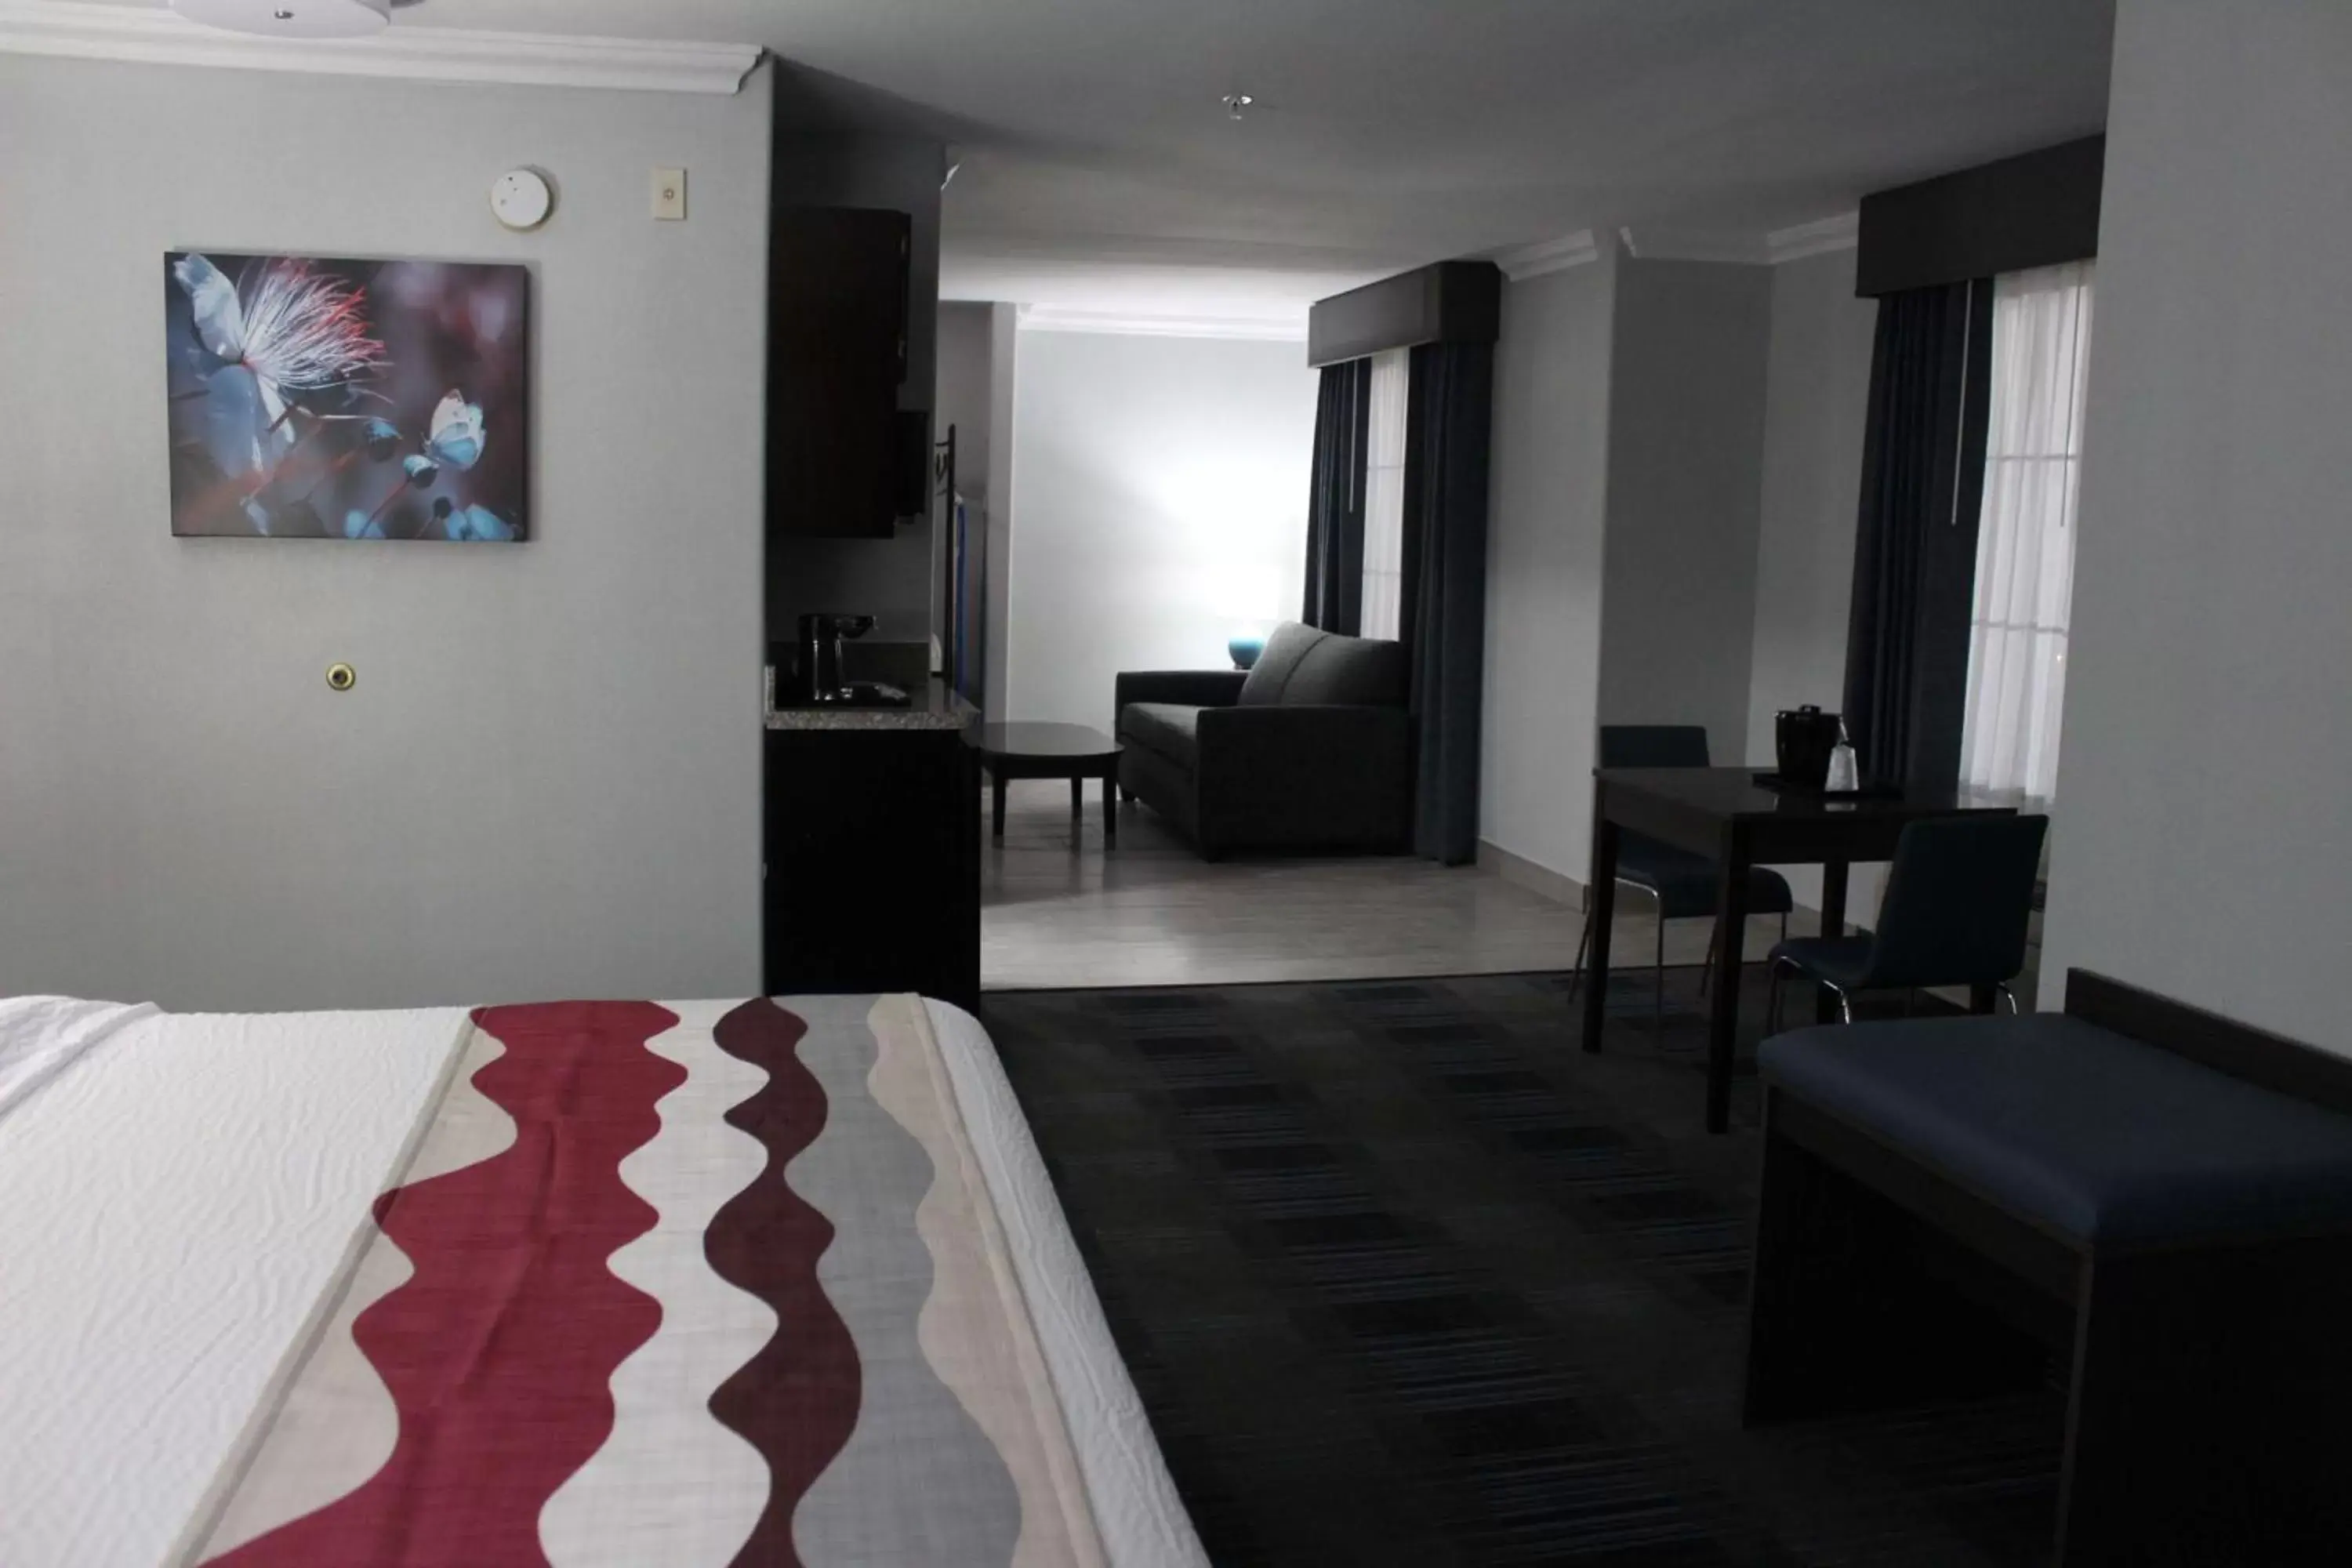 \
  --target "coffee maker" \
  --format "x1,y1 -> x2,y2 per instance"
1774,705 -> 1844,789
794,612 -> 910,707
